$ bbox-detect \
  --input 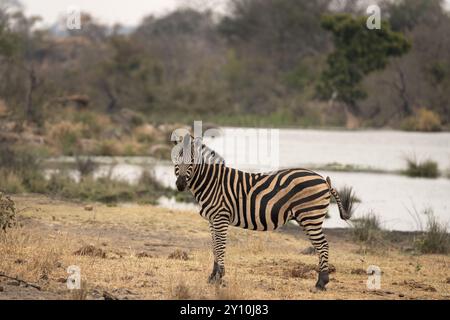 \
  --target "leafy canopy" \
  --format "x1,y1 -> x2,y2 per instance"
317,14 -> 411,114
